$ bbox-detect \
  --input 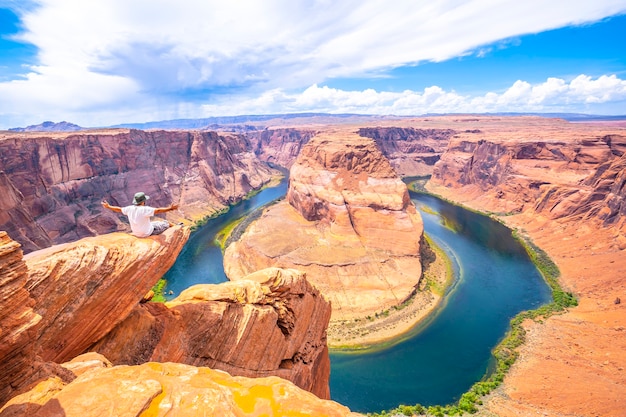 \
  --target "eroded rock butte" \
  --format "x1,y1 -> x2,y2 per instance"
224,131 -> 425,321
